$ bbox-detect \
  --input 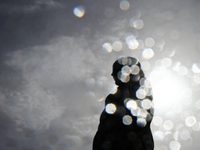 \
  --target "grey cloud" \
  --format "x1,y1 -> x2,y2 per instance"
0,81 -> 65,130
0,0 -> 61,14
2,35 -> 100,130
